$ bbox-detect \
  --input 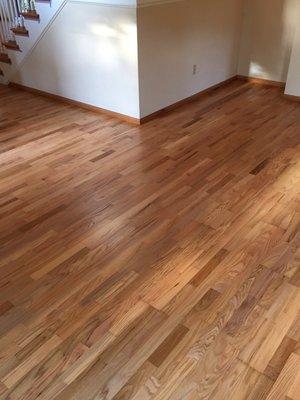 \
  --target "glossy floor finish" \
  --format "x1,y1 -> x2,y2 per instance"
0,81 -> 299,400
